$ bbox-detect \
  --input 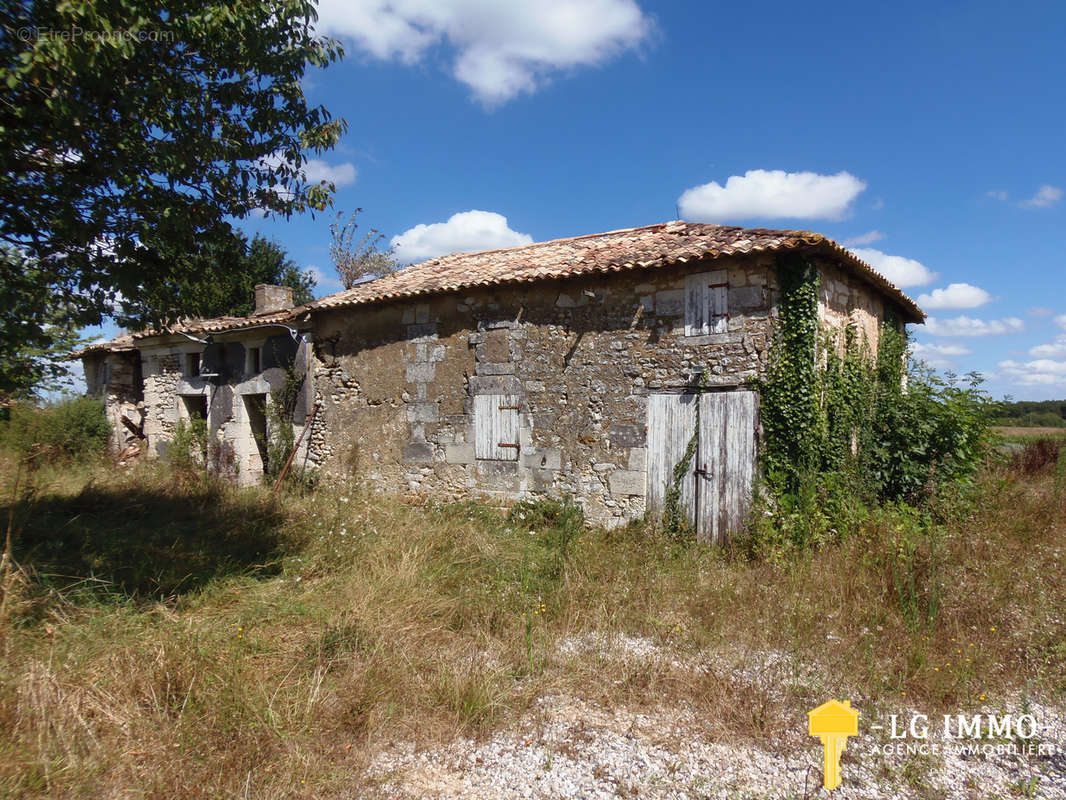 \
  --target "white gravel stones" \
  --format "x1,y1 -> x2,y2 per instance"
368,639 -> 1066,800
